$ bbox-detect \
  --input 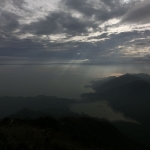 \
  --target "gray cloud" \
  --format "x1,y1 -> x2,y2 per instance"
1,28 -> 149,64
0,0 -> 26,8
146,54 -> 150,58
122,0 -> 150,24
12,0 -> 26,8
0,0 -> 150,65
0,25 -> 149,65
62,0 -> 126,21
0,0 -> 6,7
22,11 -> 97,36
0,11 -> 20,33
0,32 -> 47,59
22,0 -> 128,36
